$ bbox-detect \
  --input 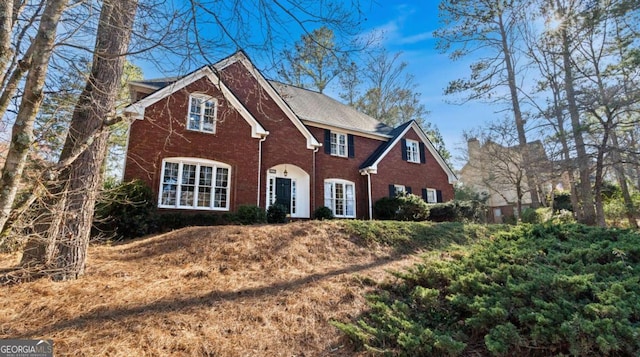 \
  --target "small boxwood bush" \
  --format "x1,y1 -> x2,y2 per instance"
236,205 -> 266,225
267,204 -> 287,223
313,206 -> 334,220
374,196 -> 400,220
